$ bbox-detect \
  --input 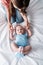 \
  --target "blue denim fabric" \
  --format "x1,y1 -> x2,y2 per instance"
0,3 -> 24,23
16,9 -> 24,23
15,33 -> 28,47
11,15 -> 16,23
11,9 -> 24,23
